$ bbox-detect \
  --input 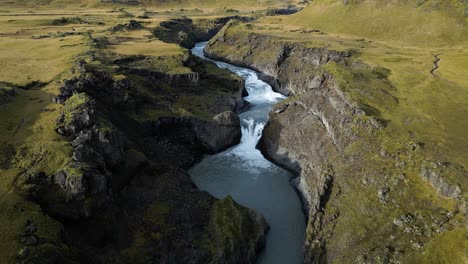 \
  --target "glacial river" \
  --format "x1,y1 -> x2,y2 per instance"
189,42 -> 306,264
